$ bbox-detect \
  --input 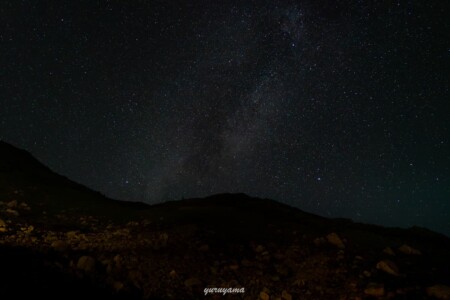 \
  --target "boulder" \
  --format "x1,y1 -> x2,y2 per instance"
326,233 -> 345,249
398,244 -> 421,255
184,277 -> 202,288
427,285 -> 450,299
383,247 -> 395,256
128,270 -> 143,288
44,232 -> 57,243
5,209 -> 19,216
6,200 -> 18,209
259,291 -> 270,300
51,240 -> 68,252
113,281 -> 124,292
19,202 -> 31,211
169,270 -> 178,279
198,244 -> 209,252
282,290 -> 292,300
159,232 -> 169,246
364,283 -> 385,297
313,237 -> 326,246
77,256 -> 96,272
376,260 -> 399,276
112,254 -> 124,269
66,231 -> 79,240
255,245 -> 265,253
21,225 -> 34,234
241,259 -> 252,267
